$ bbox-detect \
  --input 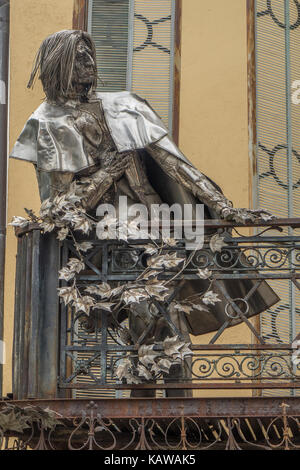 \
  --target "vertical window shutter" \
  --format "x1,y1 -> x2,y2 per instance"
129,0 -> 175,131
72,317 -> 119,399
80,0 -> 177,398
88,0 -> 176,130
88,0 -> 130,91
255,0 -> 300,394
